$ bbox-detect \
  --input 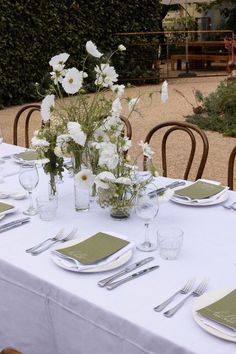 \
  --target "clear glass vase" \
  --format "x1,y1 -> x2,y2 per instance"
74,180 -> 90,212
110,204 -> 131,220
